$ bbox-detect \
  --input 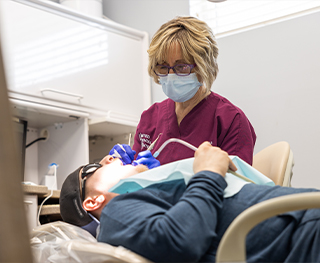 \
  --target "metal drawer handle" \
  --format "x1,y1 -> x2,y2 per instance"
24,200 -> 33,205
